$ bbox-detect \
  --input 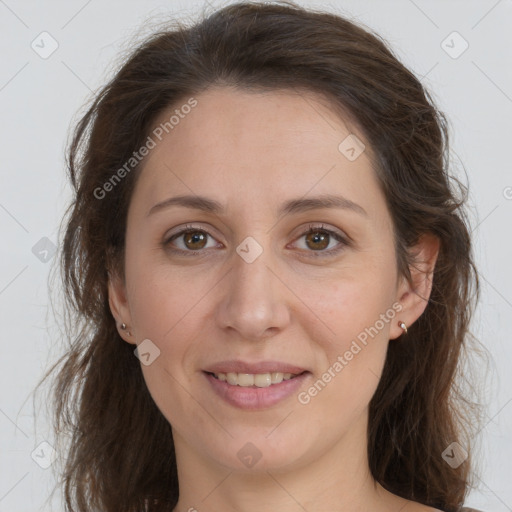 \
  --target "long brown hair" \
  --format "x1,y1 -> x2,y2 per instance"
37,1 -> 482,510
